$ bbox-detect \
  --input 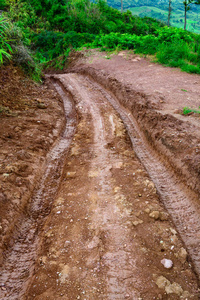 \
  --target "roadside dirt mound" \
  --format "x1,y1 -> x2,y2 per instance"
0,65 -> 65,265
